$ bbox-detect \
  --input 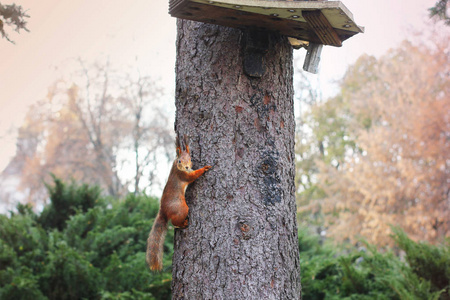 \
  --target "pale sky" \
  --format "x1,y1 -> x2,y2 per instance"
0,0 -> 438,171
